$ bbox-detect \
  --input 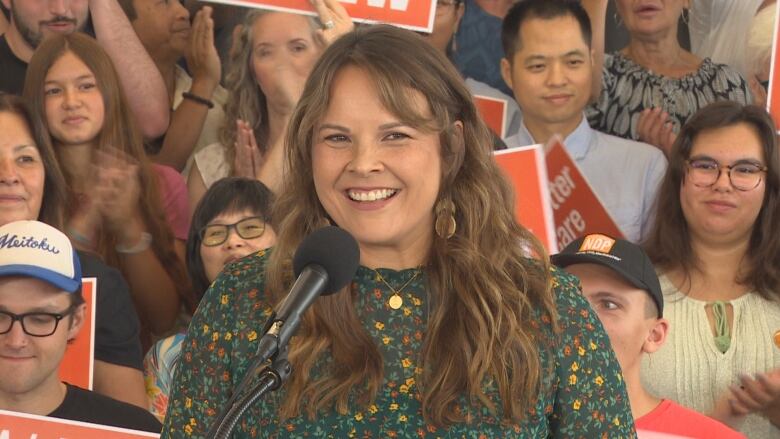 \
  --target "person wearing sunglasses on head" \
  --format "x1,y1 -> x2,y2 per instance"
144,177 -> 275,421
0,220 -> 161,432
642,101 -> 780,438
